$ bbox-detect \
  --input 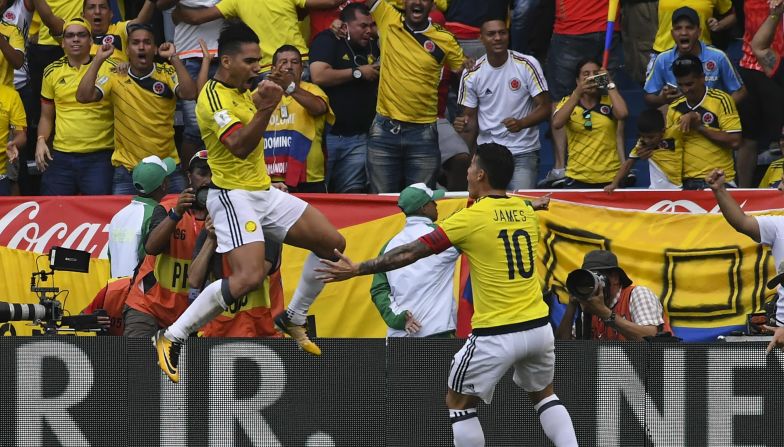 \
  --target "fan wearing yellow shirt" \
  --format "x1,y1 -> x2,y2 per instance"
0,17 -> 24,87
36,18 -> 115,195
668,54 -> 741,189
152,21 -> 347,384
316,143 -> 578,447
0,83 -> 26,195
76,23 -> 197,194
174,0 -> 344,74
33,0 -> 157,63
653,0 -> 736,53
